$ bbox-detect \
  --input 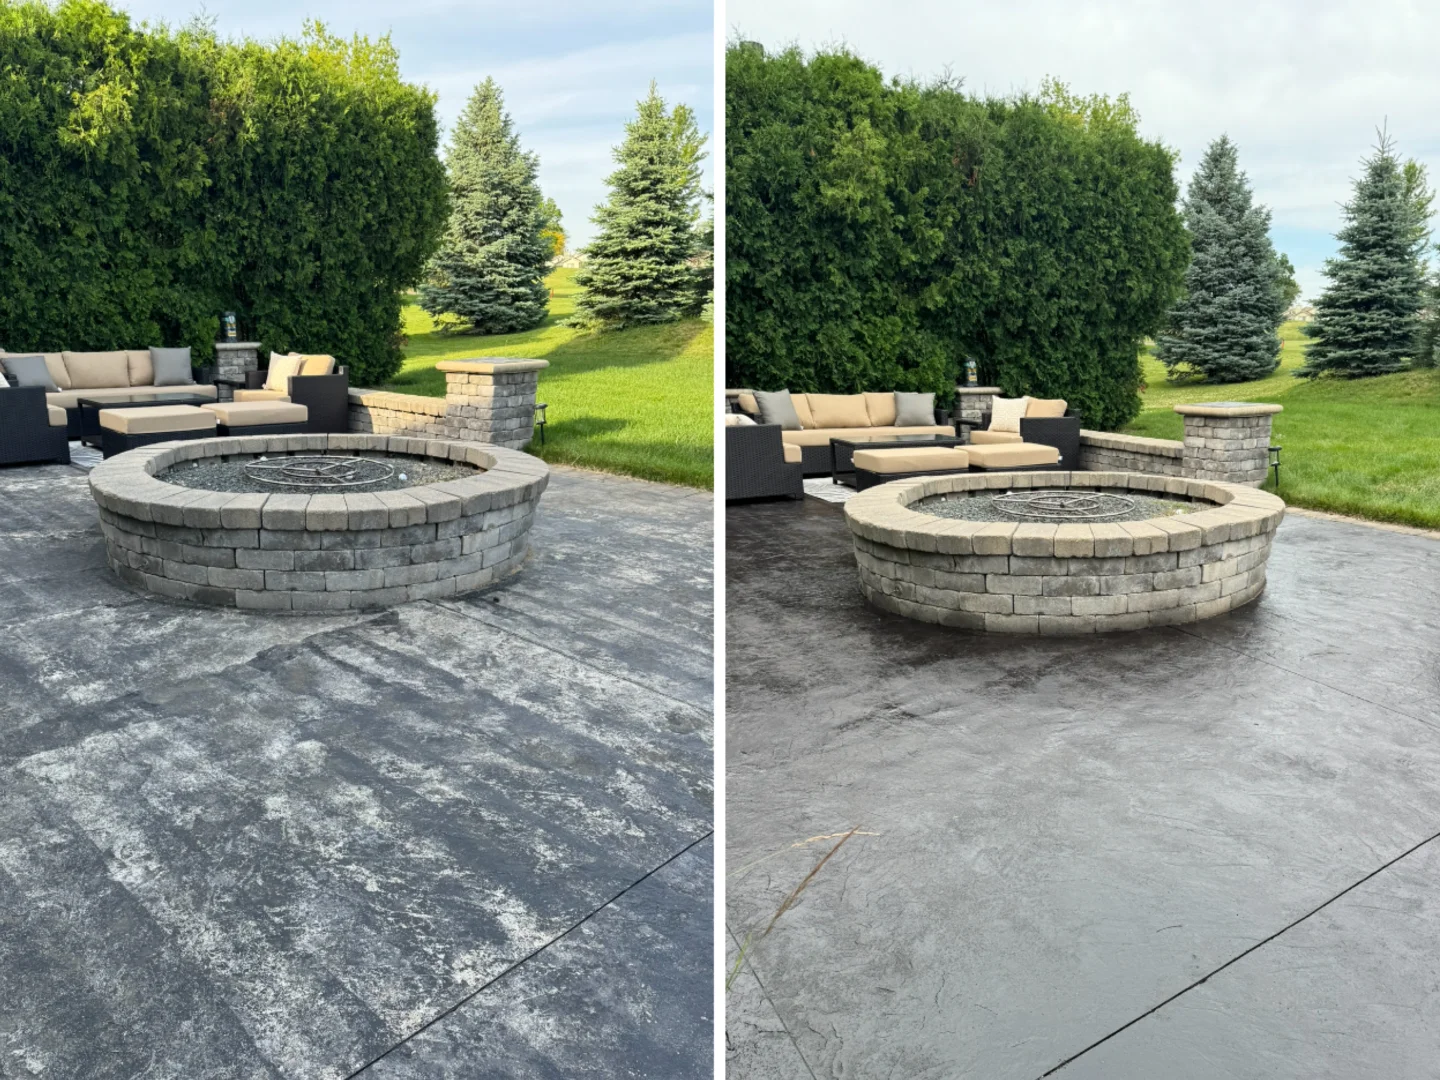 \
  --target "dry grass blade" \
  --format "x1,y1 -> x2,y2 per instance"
760,825 -> 860,940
